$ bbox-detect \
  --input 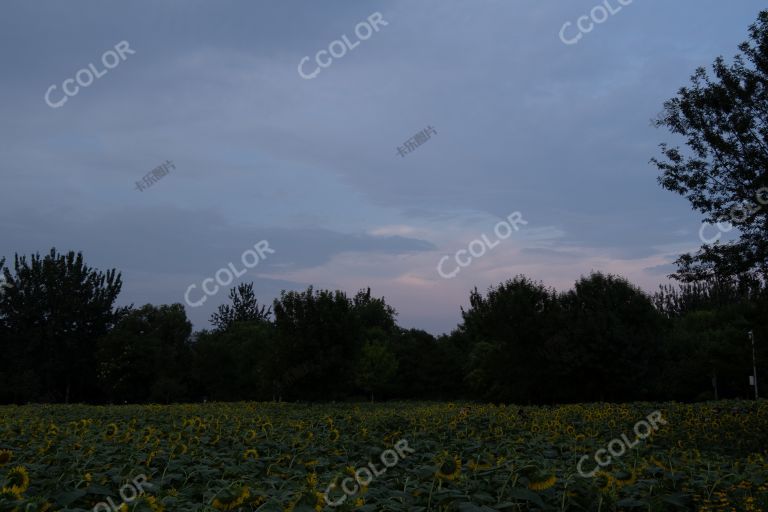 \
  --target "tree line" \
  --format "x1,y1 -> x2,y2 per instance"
0,249 -> 765,405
